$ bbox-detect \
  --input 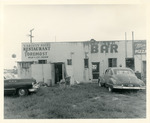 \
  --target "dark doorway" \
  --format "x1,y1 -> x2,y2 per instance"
55,63 -> 63,84
126,58 -> 135,70
92,62 -> 100,79
143,61 -> 146,82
